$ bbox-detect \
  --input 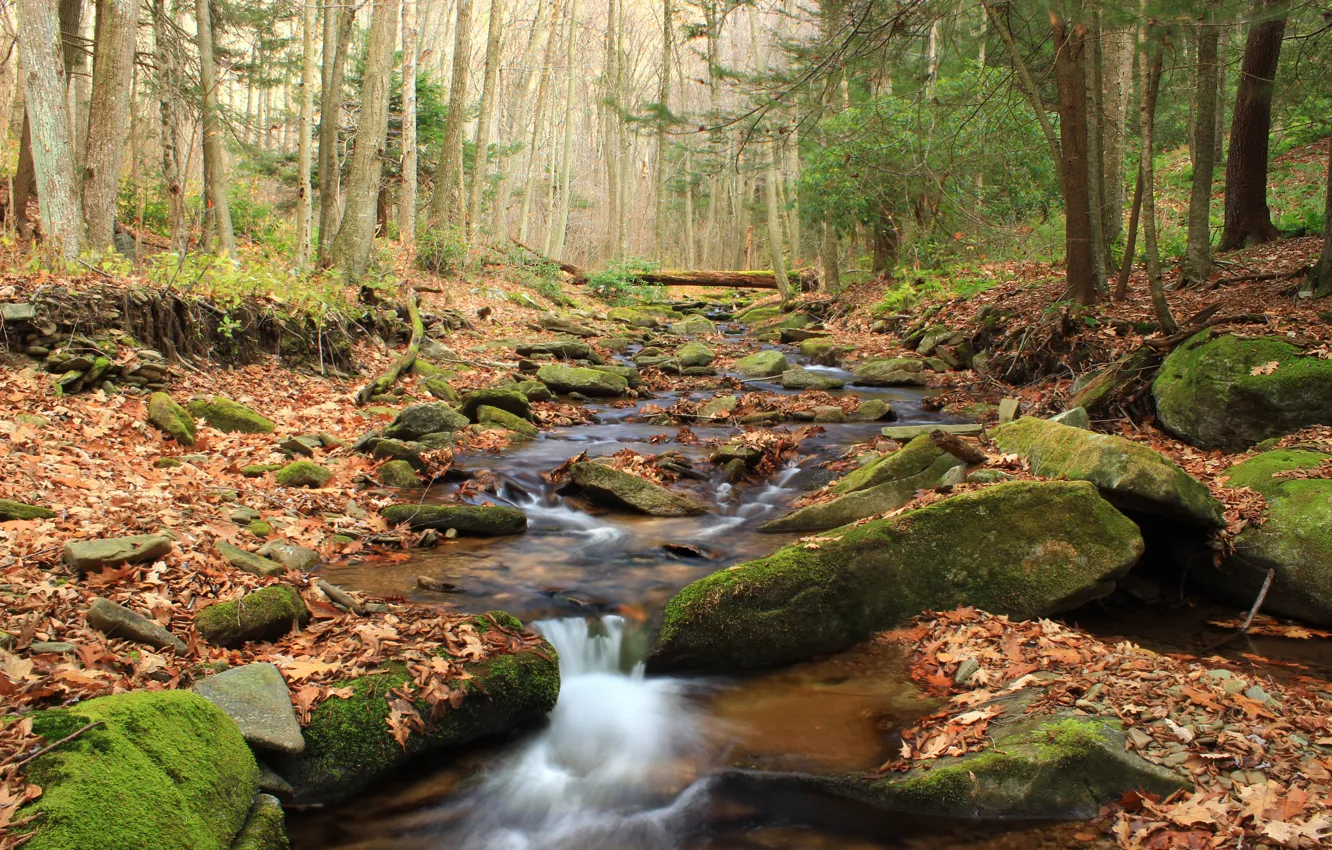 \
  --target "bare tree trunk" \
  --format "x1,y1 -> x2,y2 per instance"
14,0 -> 82,240
654,0 -> 672,261
1308,138 -> 1332,297
317,1 -> 355,262
1101,25 -> 1134,247
81,0 -> 137,250
465,0 -> 503,236
551,0 -> 576,257
400,0 -> 418,244
1084,12 -> 1109,293
16,0 -> 84,258
152,0 -> 185,253
1179,1 -> 1221,287
518,20 -> 557,243
1137,26 -> 1176,332
330,0 -> 401,280
1219,4 -> 1285,251
426,0 -> 472,226
197,0 -> 236,258
295,0 -> 317,267
1052,7 -> 1096,304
